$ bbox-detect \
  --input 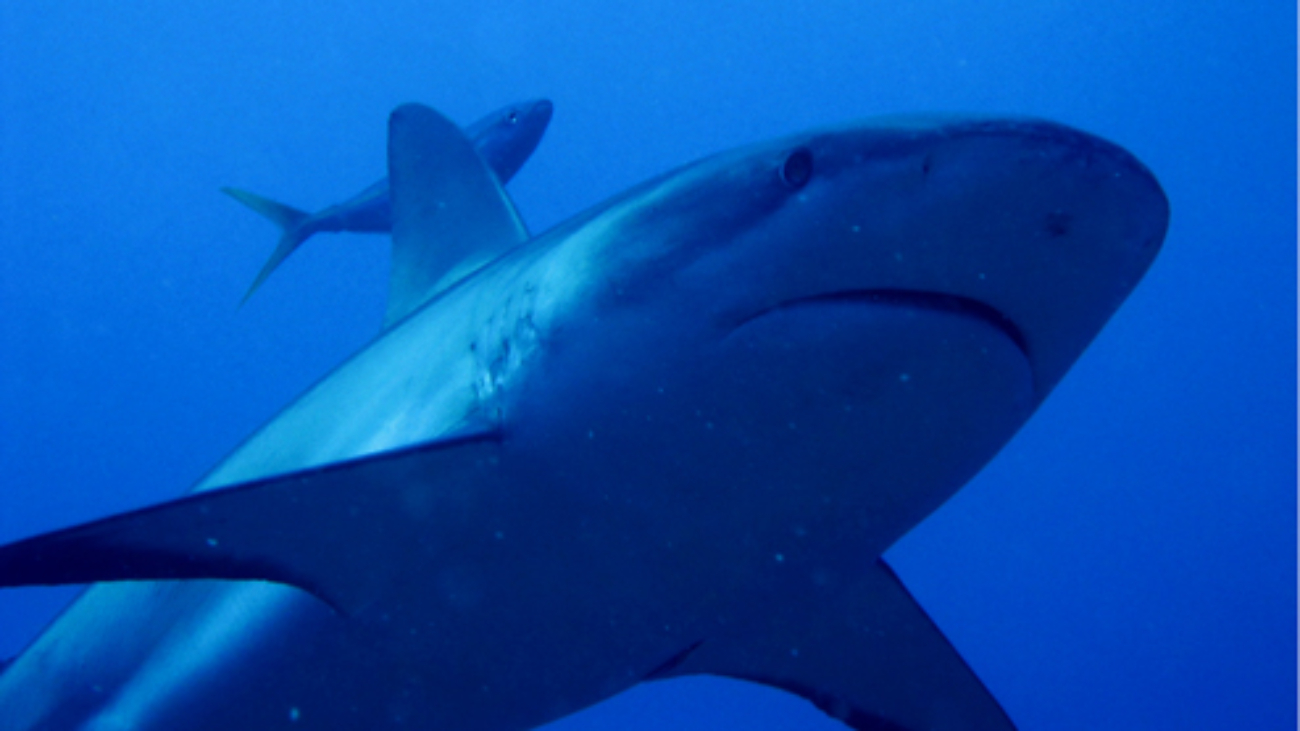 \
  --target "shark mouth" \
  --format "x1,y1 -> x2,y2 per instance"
737,289 -> 1029,361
